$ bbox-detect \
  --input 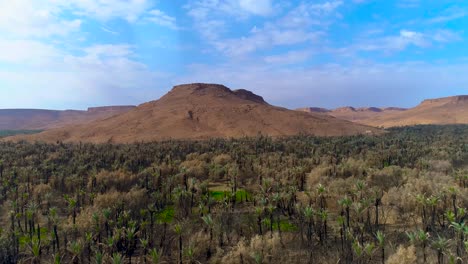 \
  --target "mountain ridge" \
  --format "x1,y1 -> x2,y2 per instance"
8,83 -> 381,143
0,106 -> 135,130
298,95 -> 468,127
